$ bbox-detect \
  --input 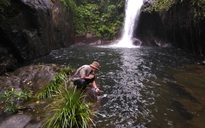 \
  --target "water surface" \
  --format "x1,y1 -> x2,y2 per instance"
33,45 -> 205,128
